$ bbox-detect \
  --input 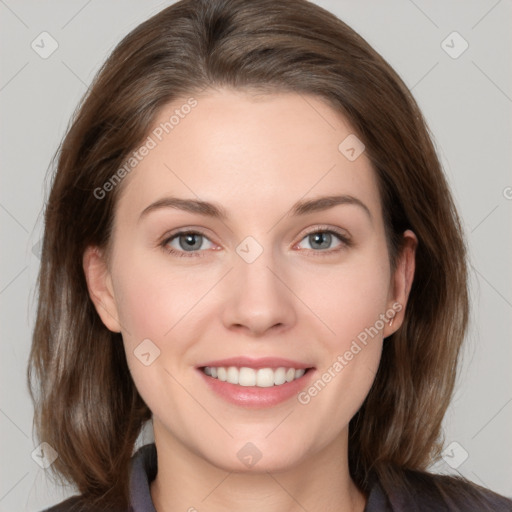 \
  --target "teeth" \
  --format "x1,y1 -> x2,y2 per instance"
239,367 -> 256,386
202,366 -> 307,387
227,366 -> 239,384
